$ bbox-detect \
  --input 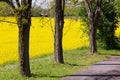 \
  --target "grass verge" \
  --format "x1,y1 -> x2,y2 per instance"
0,48 -> 116,80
